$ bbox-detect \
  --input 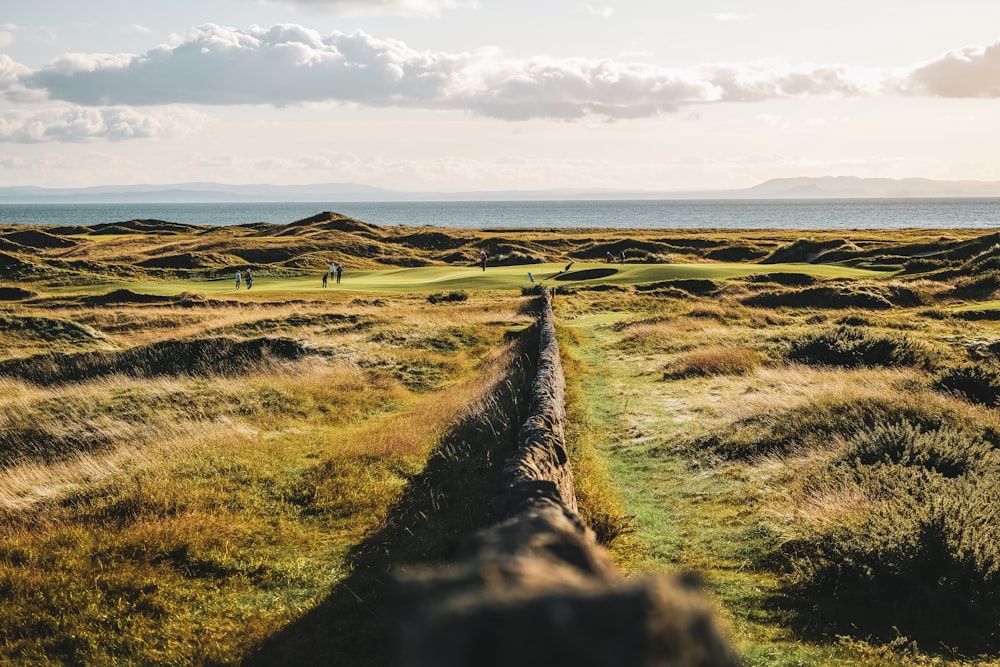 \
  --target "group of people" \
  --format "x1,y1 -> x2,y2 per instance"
605,251 -> 626,265
323,263 -> 344,287
234,268 -> 253,290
